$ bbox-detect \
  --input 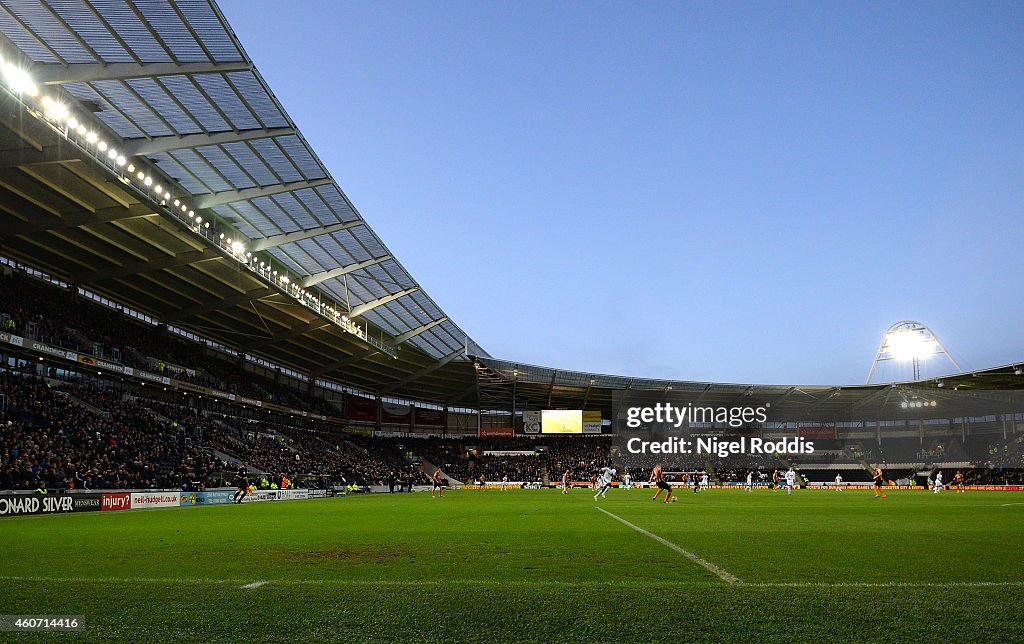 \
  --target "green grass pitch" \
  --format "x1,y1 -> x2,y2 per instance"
1,488 -> 1022,642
